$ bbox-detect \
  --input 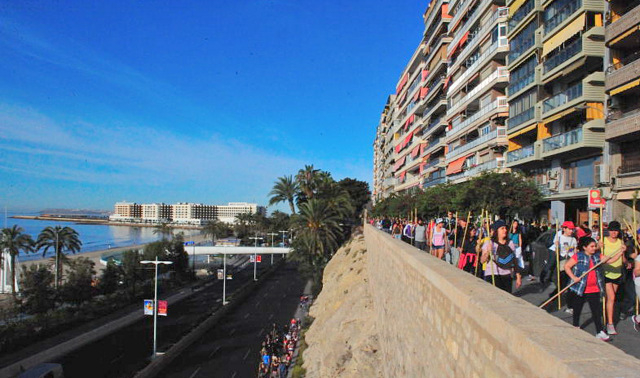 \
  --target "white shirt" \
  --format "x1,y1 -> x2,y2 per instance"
551,233 -> 577,258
